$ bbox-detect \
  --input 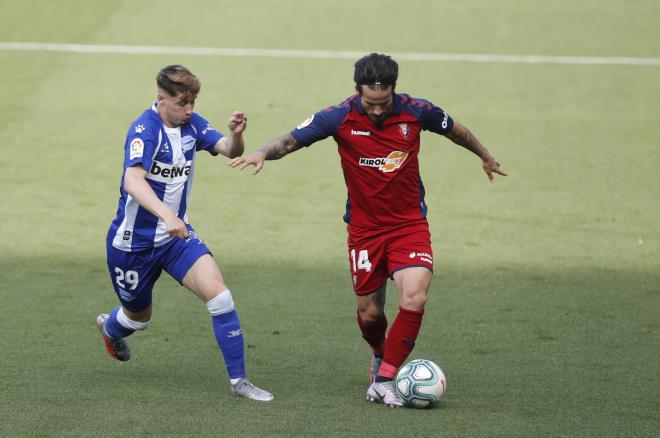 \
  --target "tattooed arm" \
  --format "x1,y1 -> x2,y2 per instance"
228,133 -> 303,175
259,133 -> 304,160
445,122 -> 508,182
